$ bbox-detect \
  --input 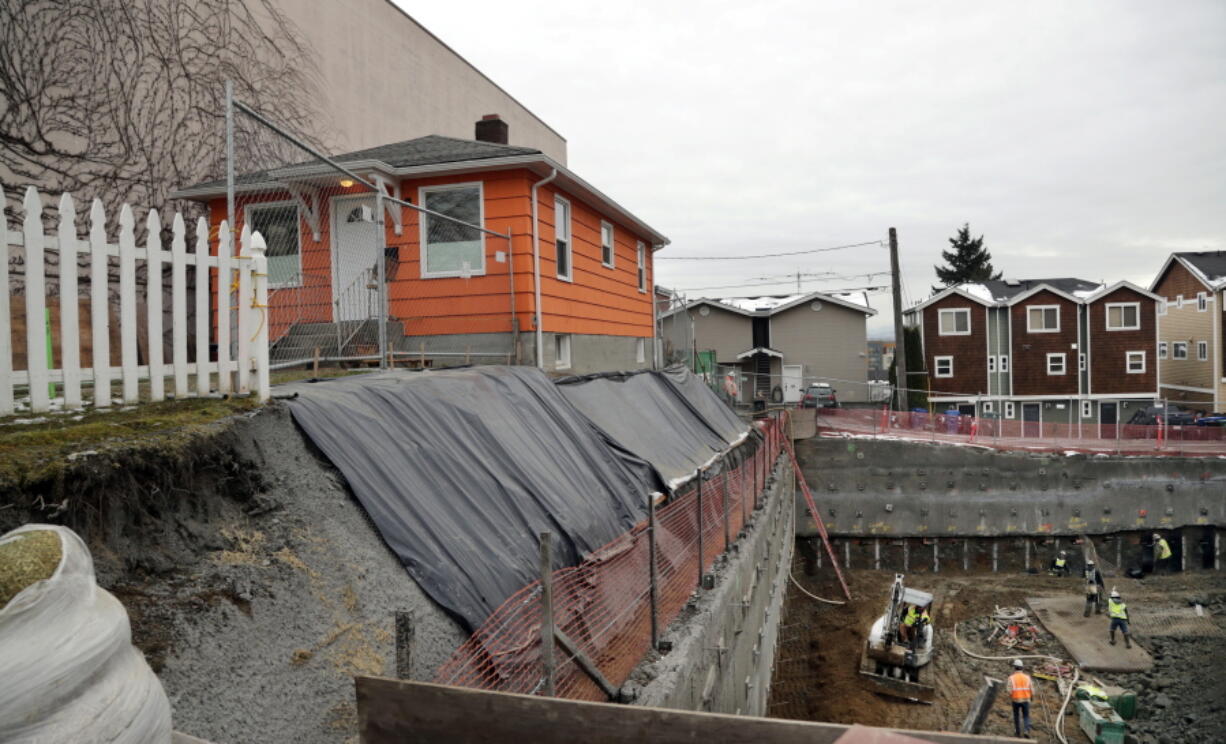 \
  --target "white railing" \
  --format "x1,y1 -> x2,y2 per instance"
1,186 -> 269,415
